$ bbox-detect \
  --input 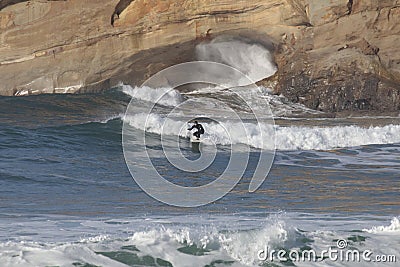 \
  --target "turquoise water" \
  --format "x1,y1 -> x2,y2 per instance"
0,89 -> 399,266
